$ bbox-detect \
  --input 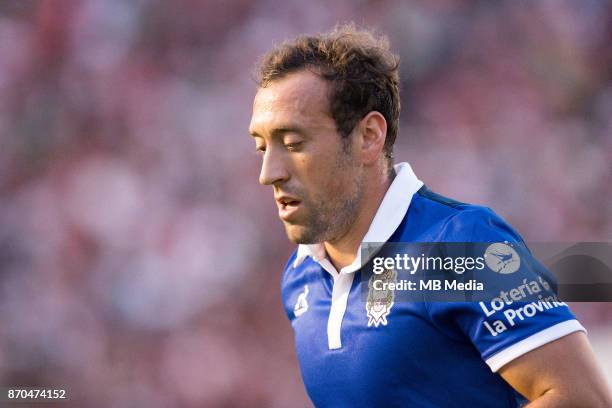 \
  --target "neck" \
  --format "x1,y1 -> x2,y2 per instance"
324,168 -> 395,272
